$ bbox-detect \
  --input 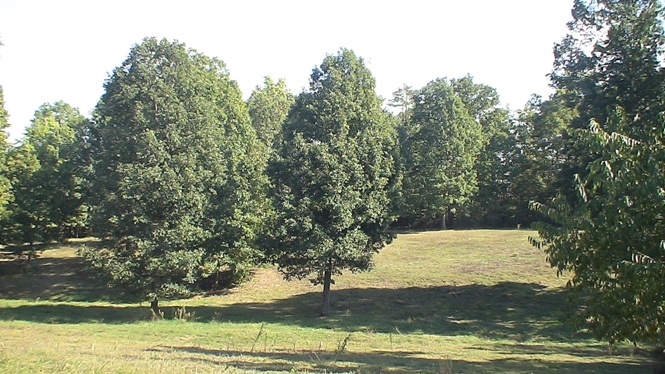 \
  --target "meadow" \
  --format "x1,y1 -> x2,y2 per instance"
0,230 -> 651,373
